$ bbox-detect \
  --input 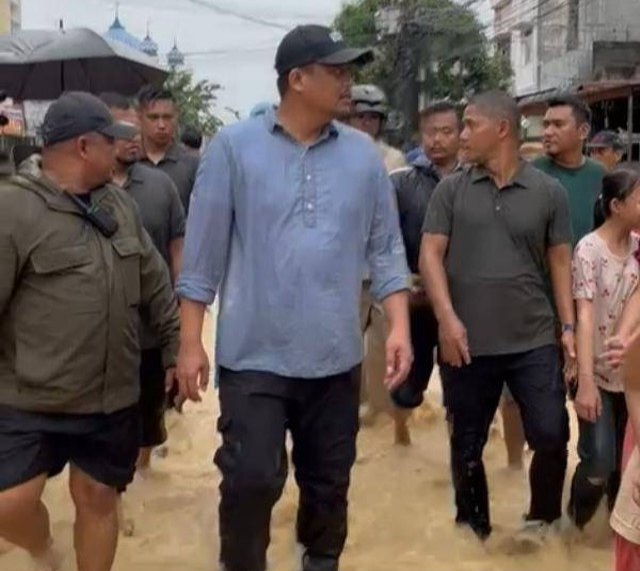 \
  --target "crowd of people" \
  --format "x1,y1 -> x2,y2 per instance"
0,21 -> 640,571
